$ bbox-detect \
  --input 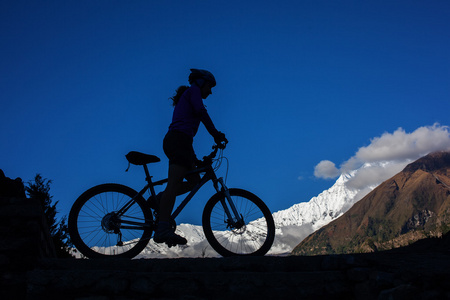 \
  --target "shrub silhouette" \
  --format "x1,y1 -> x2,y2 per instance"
26,174 -> 73,258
